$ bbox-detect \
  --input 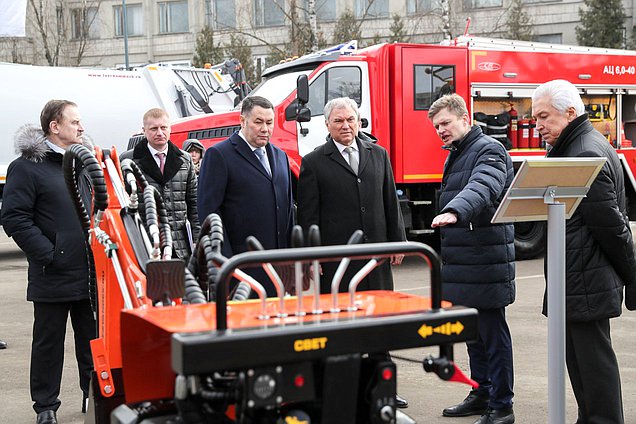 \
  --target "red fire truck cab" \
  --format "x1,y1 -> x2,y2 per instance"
170,36 -> 636,259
